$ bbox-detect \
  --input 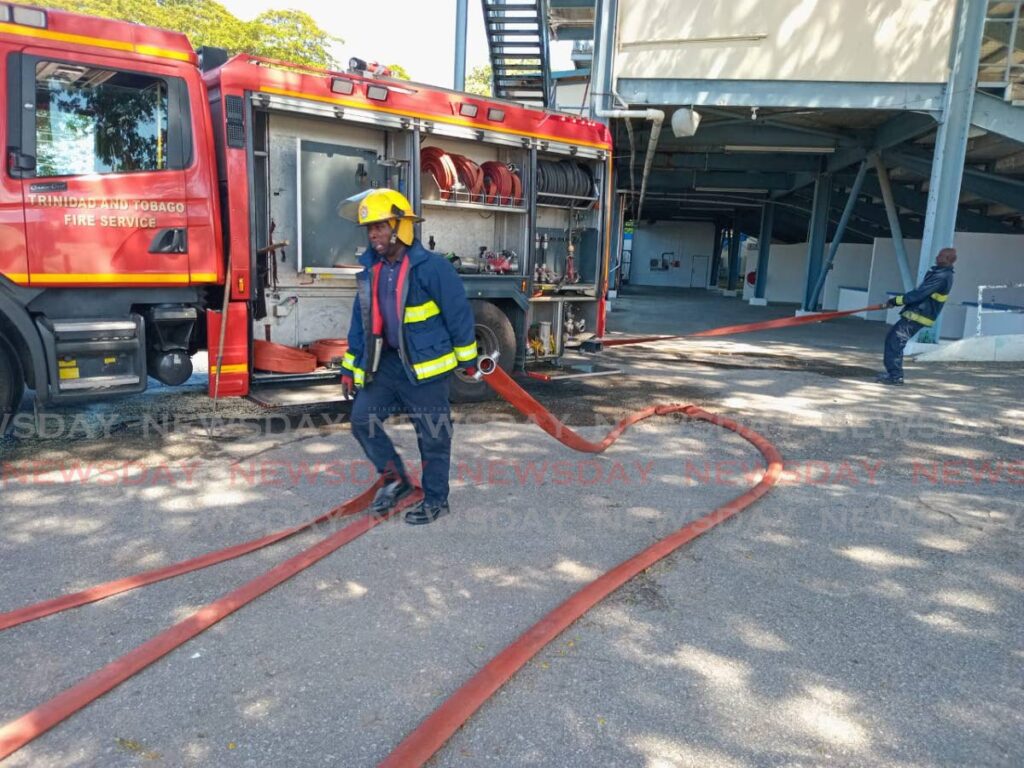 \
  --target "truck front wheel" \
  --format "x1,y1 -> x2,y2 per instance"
450,301 -> 515,403
0,336 -> 25,435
